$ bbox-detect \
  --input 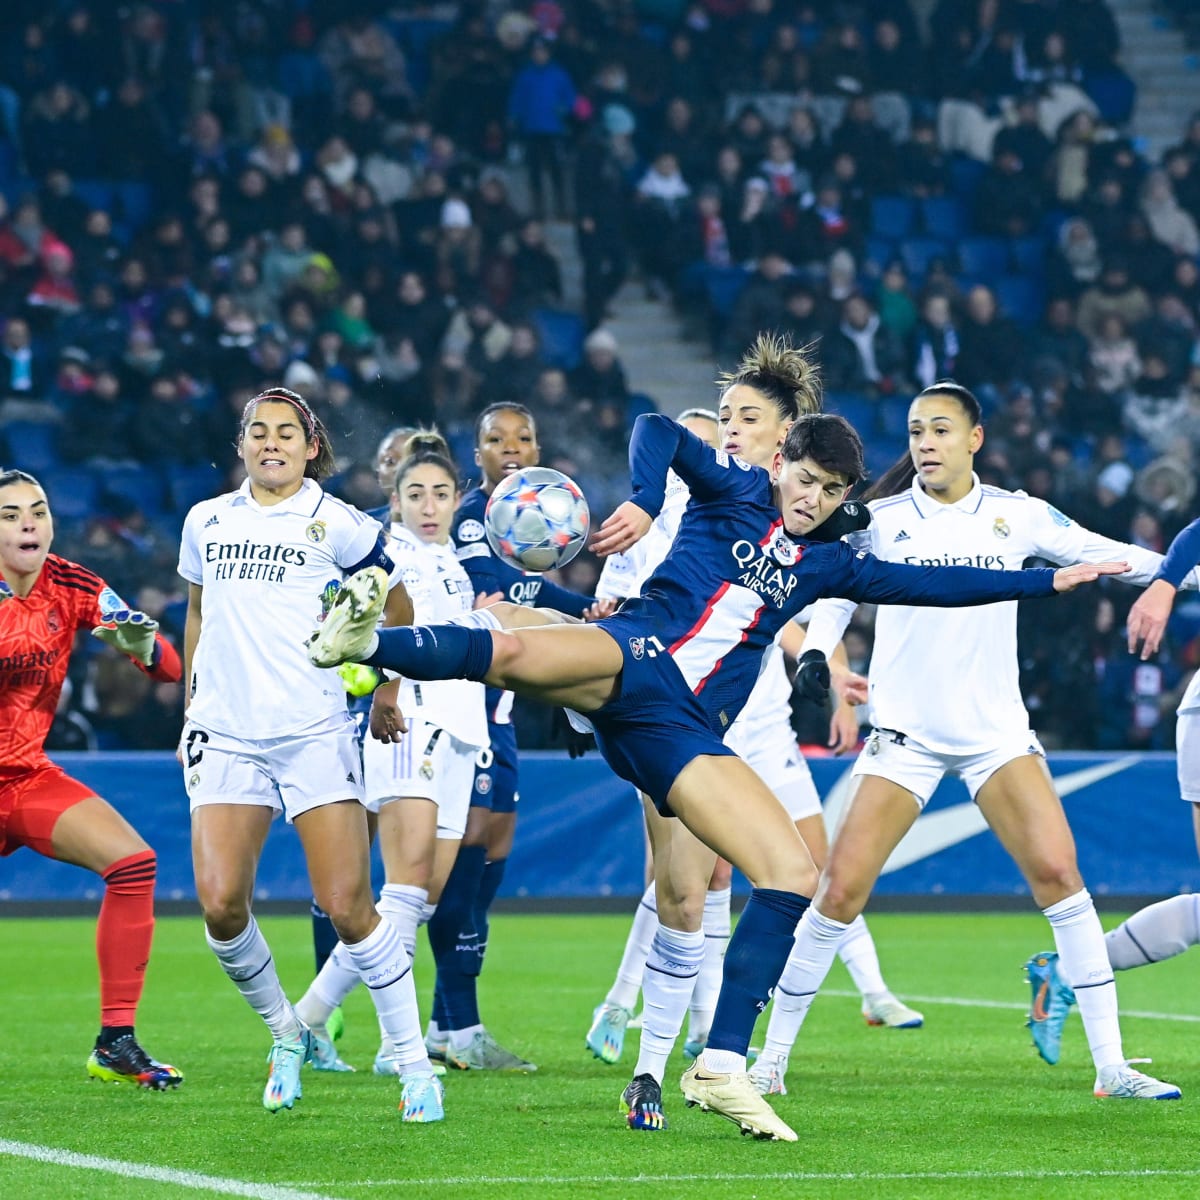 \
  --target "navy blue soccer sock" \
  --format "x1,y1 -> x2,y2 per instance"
432,980 -> 449,1032
471,856 -> 508,974
430,844 -> 487,1028
706,888 -> 811,1056
364,624 -> 495,682
310,899 -> 339,972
